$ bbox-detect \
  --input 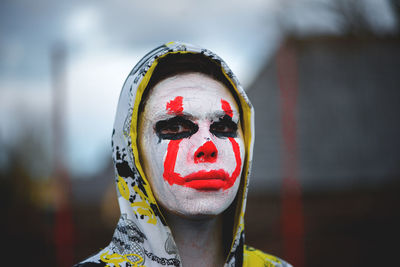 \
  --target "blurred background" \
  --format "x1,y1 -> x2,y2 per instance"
1,0 -> 399,266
